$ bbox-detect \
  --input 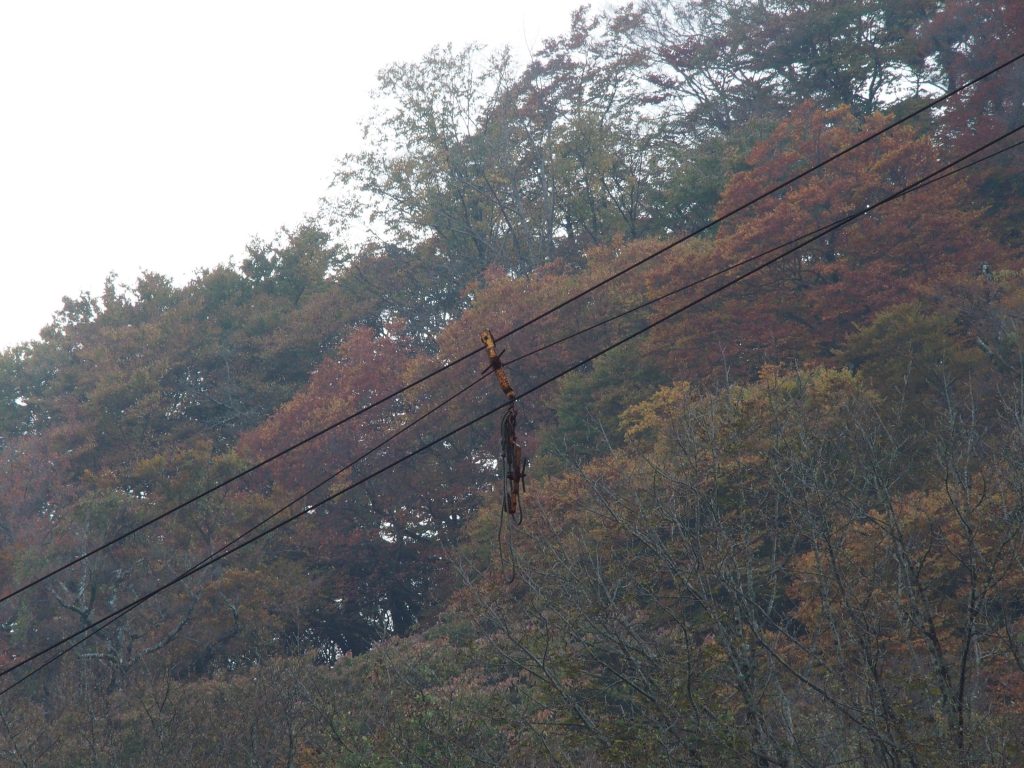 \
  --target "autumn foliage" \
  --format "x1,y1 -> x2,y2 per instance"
0,1 -> 1023,765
